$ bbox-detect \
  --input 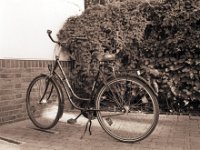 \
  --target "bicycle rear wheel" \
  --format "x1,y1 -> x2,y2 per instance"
96,76 -> 159,142
26,74 -> 63,129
